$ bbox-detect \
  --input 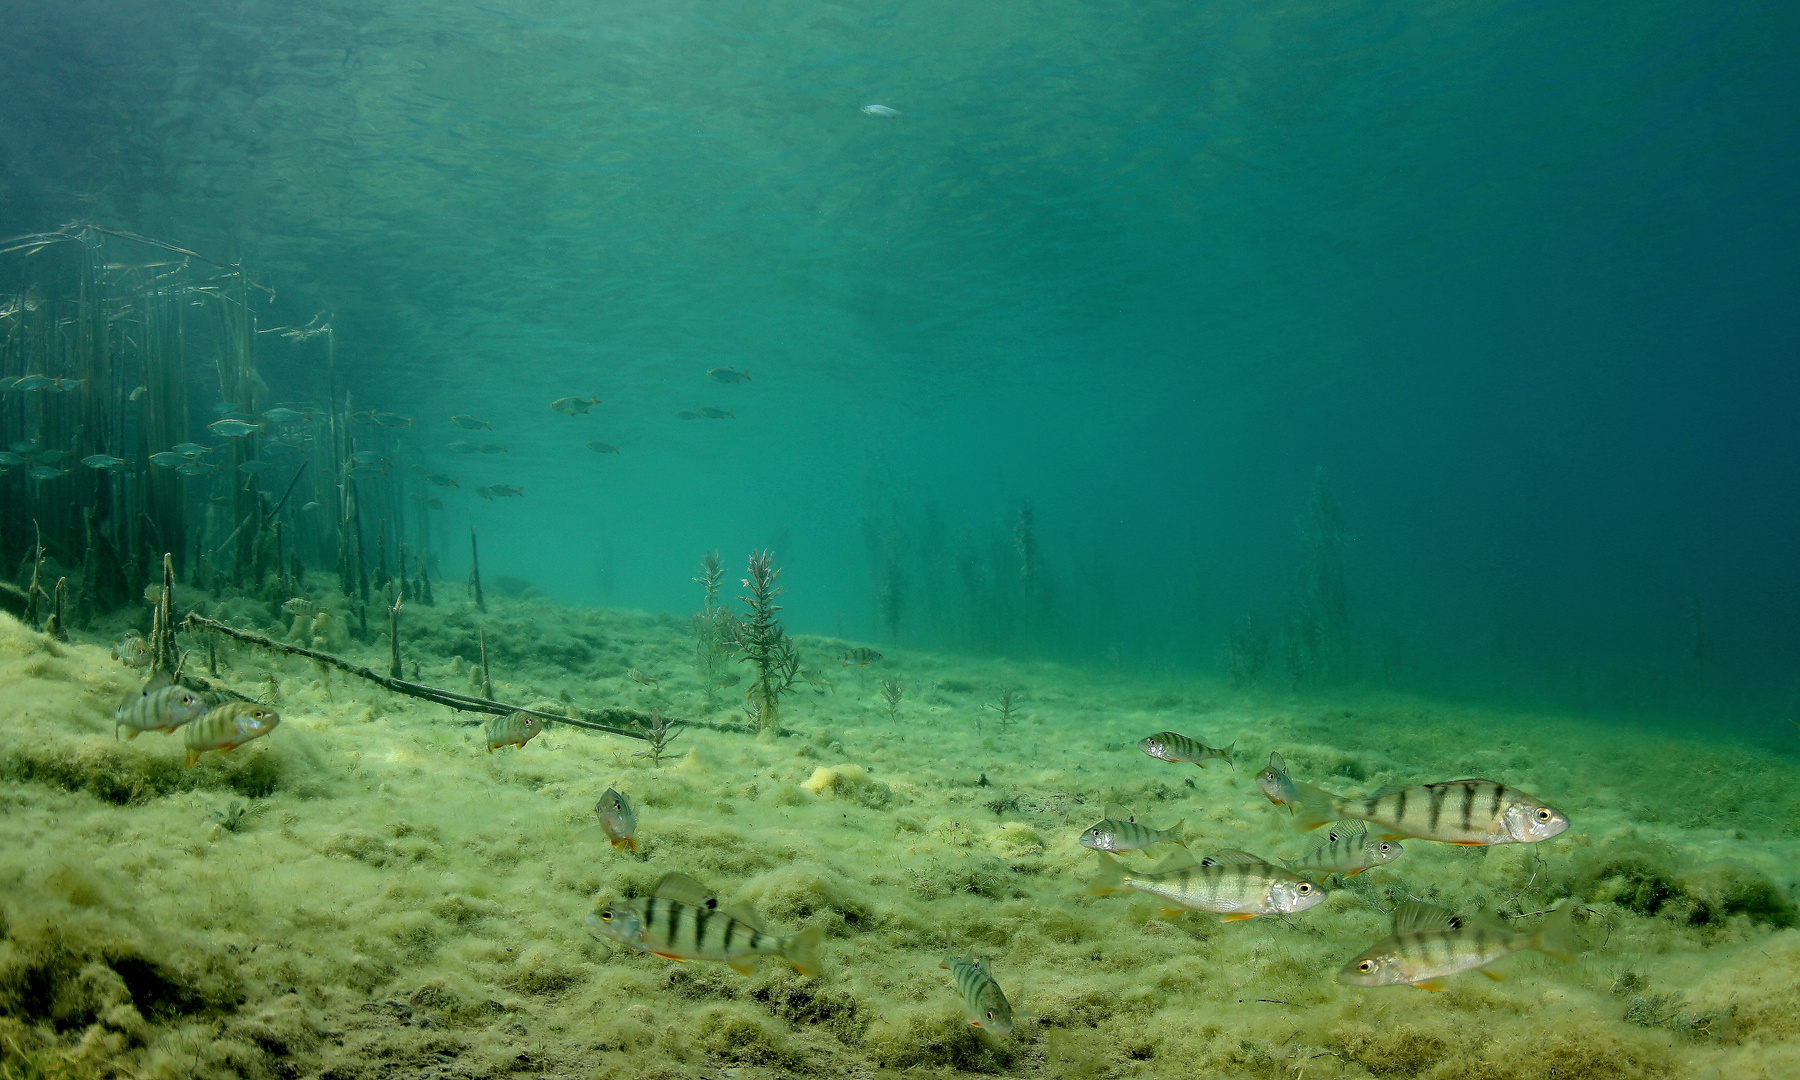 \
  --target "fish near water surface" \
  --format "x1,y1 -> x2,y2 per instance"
1139,730 -> 1235,770
550,395 -> 600,416
113,683 -> 207,740
1340,902 -> 1579,990
1284,820 -> 1402,880
594,788 -> 638,852
861,104 -> 902,117
485,711 -> 544,752
1087,849 -> 1325,919
1292,778 -> 1570,846
587,872 -> 823,976
942,953 -> 1014,1035
183,702 -> 280,766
